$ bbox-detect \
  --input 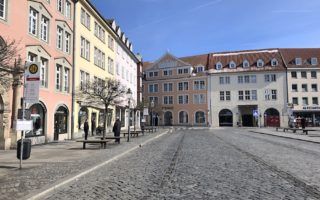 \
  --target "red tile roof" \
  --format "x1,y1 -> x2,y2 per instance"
279,48 -> 320,68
